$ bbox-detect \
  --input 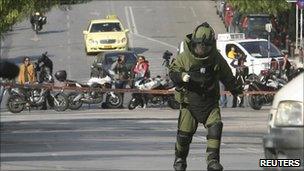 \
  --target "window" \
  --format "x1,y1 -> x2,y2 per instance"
239,41 -> 281,58
90,22 -> 122,33
225,44 -> 245,58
